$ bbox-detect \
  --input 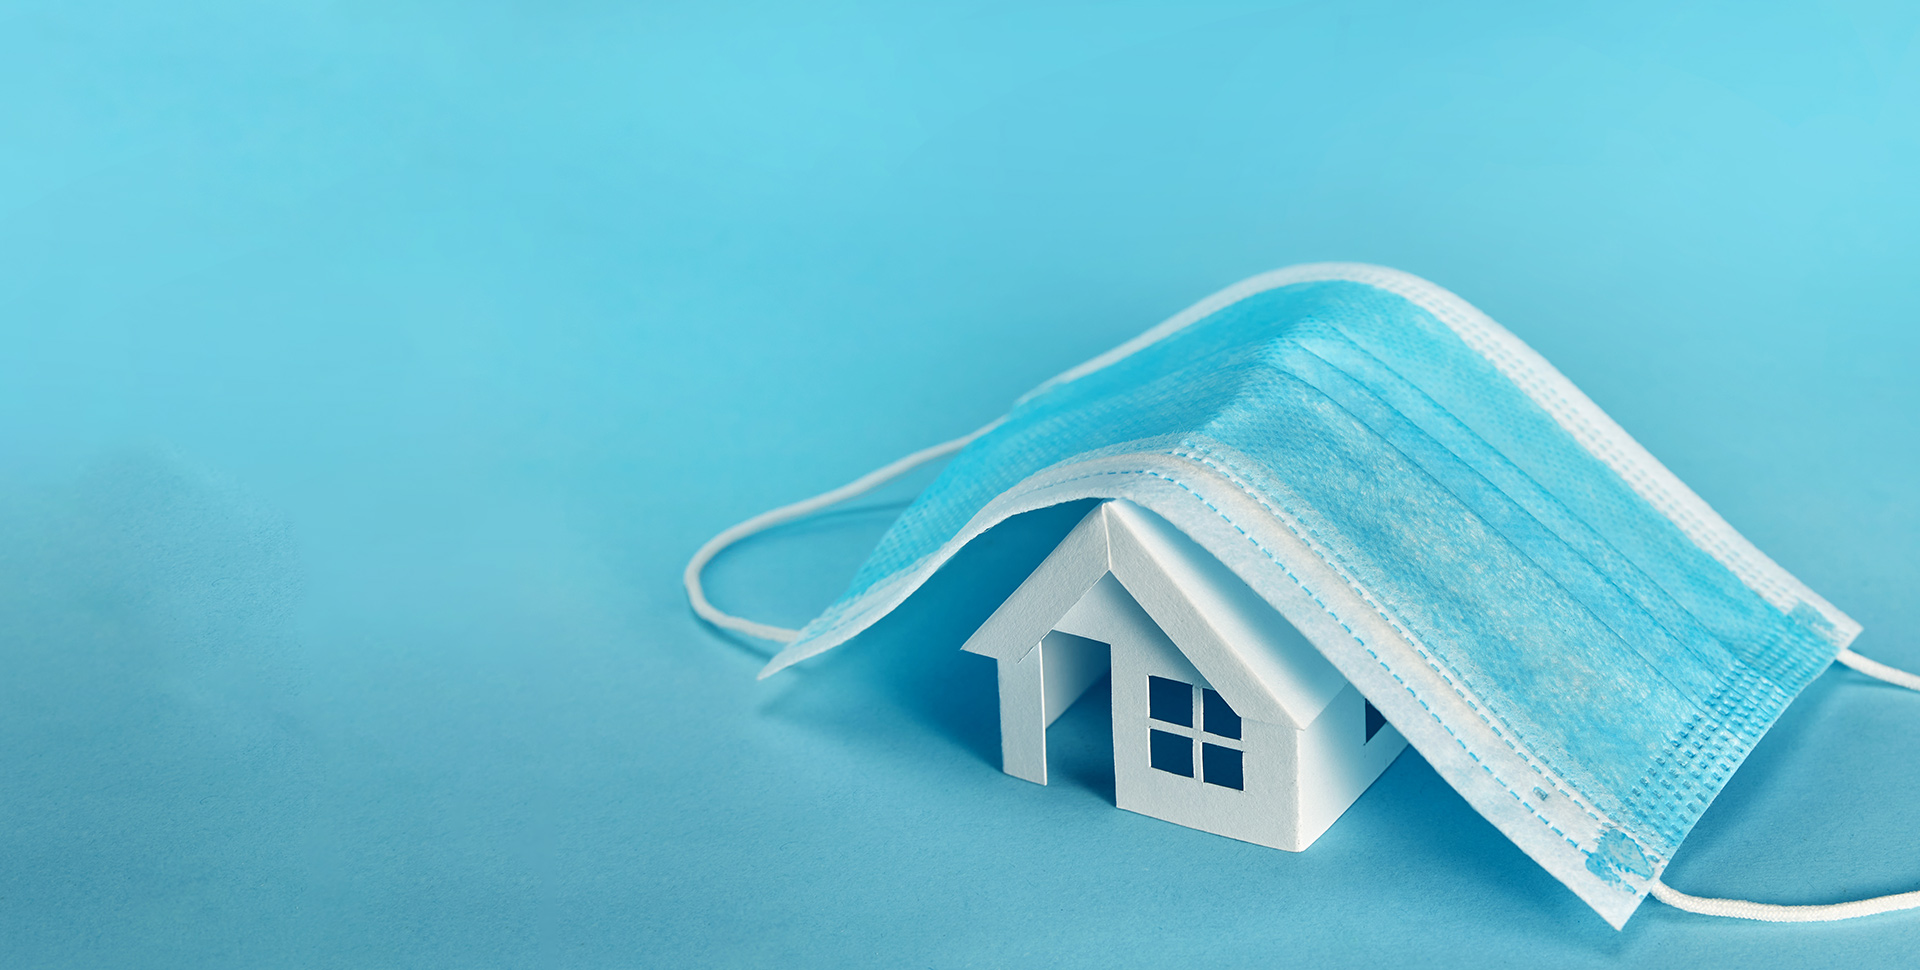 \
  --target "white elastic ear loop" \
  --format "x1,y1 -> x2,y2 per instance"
682,419 -> 1003,643
1649,647 -> 1920,922
1834,647 -> 1920,692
